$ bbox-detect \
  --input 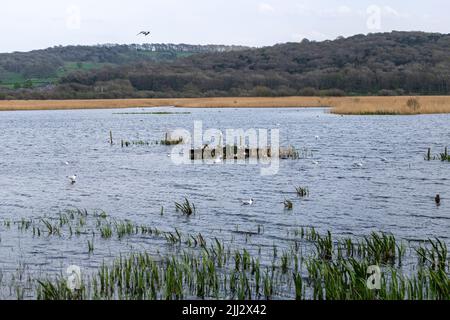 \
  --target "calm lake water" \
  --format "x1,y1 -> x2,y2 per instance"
0,107 -> 449,297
